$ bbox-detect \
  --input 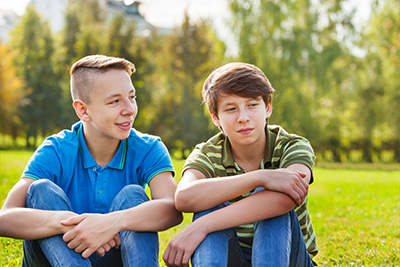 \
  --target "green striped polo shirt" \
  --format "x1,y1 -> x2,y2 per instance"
183,125 -> 318,257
